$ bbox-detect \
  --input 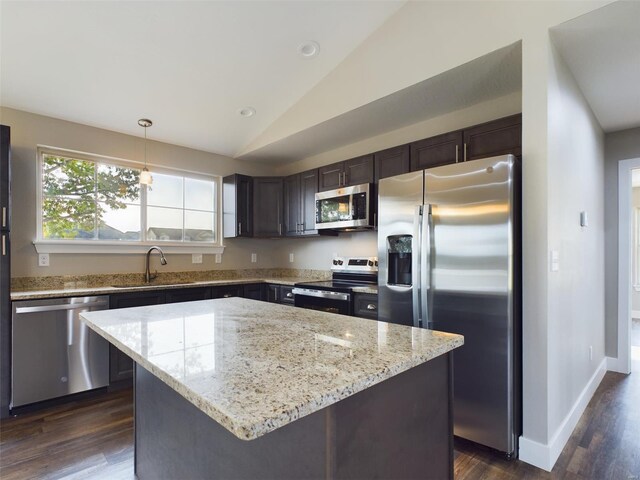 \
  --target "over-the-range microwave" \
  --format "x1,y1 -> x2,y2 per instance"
315,183 -> 374,230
